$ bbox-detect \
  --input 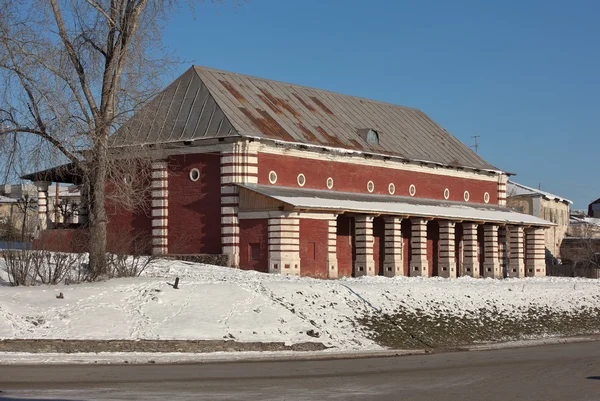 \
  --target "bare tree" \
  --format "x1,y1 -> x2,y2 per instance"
0,0 -> 244,276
